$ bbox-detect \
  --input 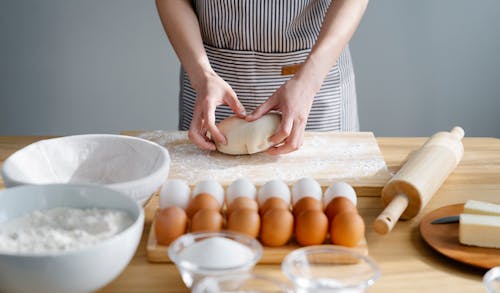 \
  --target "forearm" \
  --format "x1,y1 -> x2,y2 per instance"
155,0 -> 214,89
294,0 -> 369,93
